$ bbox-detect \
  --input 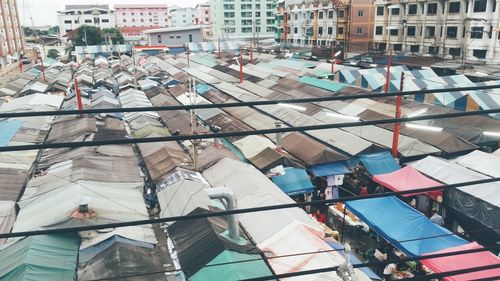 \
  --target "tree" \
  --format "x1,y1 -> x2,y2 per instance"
102,28 -> 125,44
47,49 -> 60,59
72,25 -> 103,46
